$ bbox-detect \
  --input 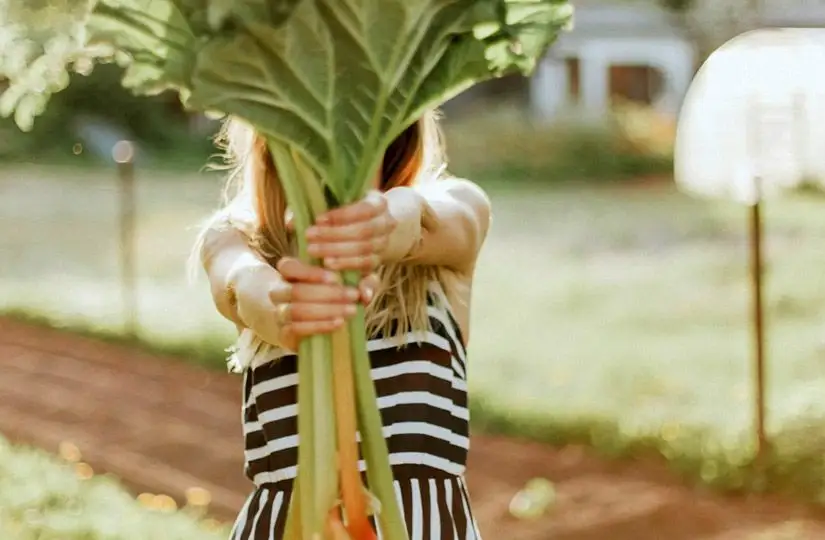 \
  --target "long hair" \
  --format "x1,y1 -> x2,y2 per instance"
192,111 -> 455,340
